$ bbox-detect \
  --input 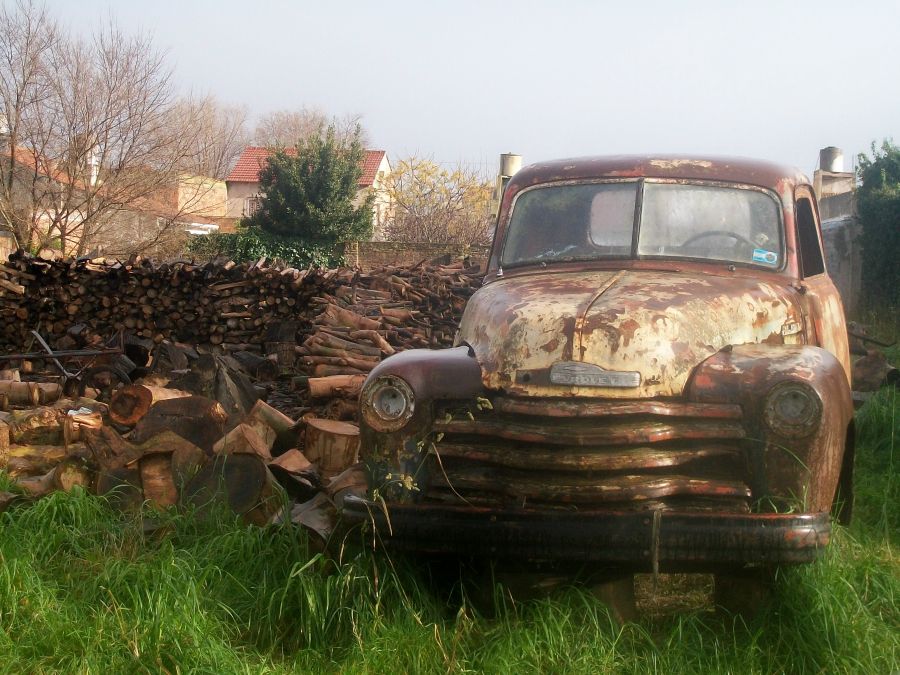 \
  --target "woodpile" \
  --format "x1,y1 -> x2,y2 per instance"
0,252 -> 481,361
0,250 -> 484,534
0,383 -> 366,532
